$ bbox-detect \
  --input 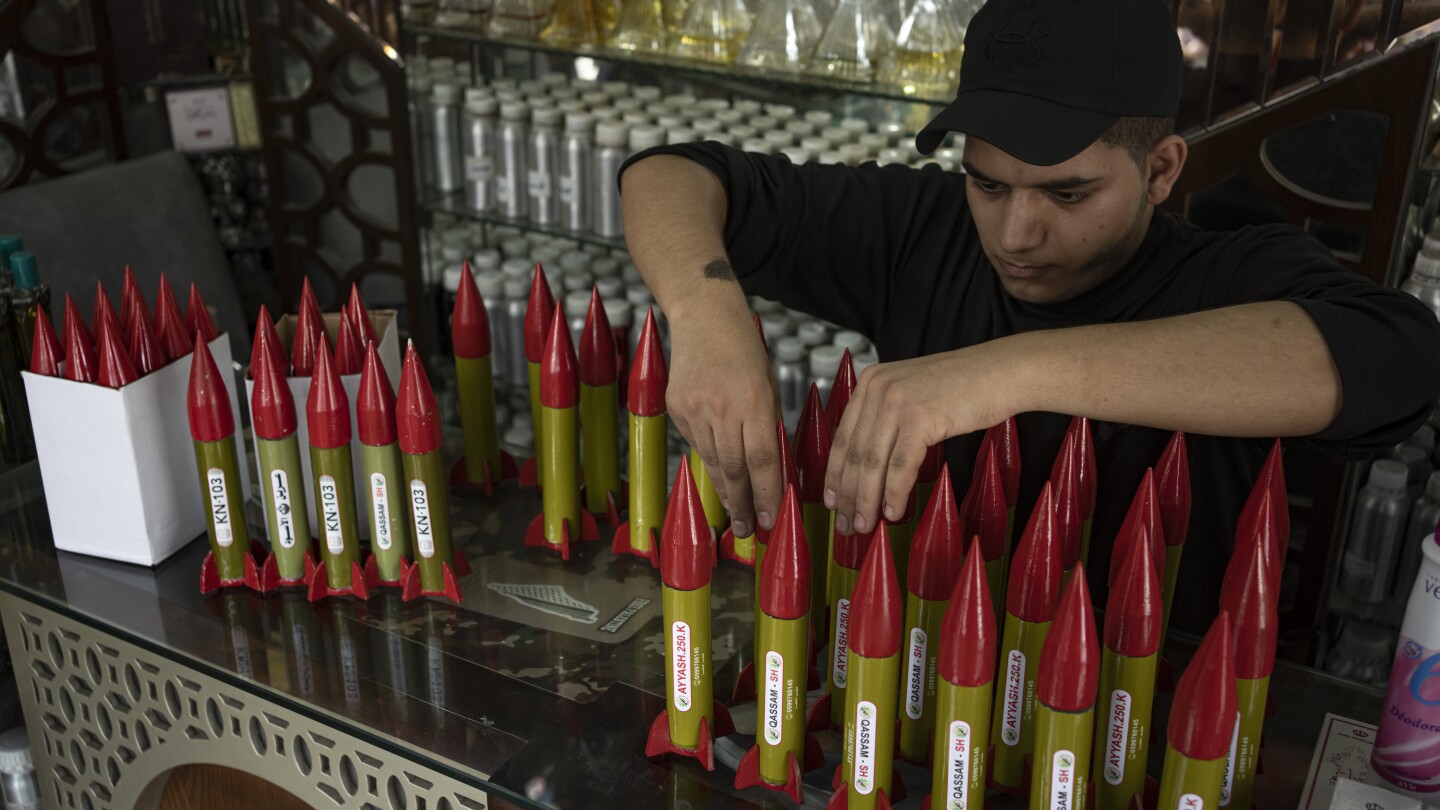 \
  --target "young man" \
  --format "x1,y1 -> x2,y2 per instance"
618,0 -> 1440,629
